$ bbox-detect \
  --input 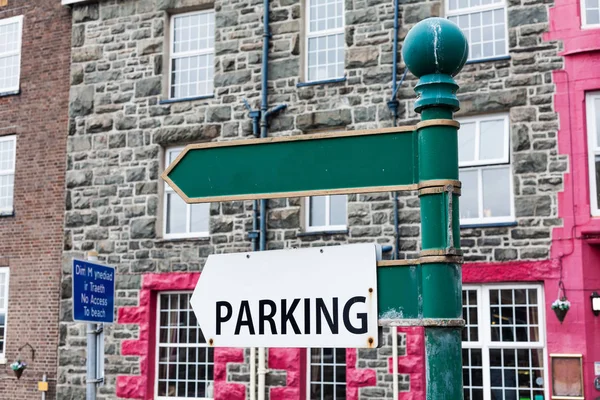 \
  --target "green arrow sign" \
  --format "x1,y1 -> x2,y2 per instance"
162,127 -> 418,203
